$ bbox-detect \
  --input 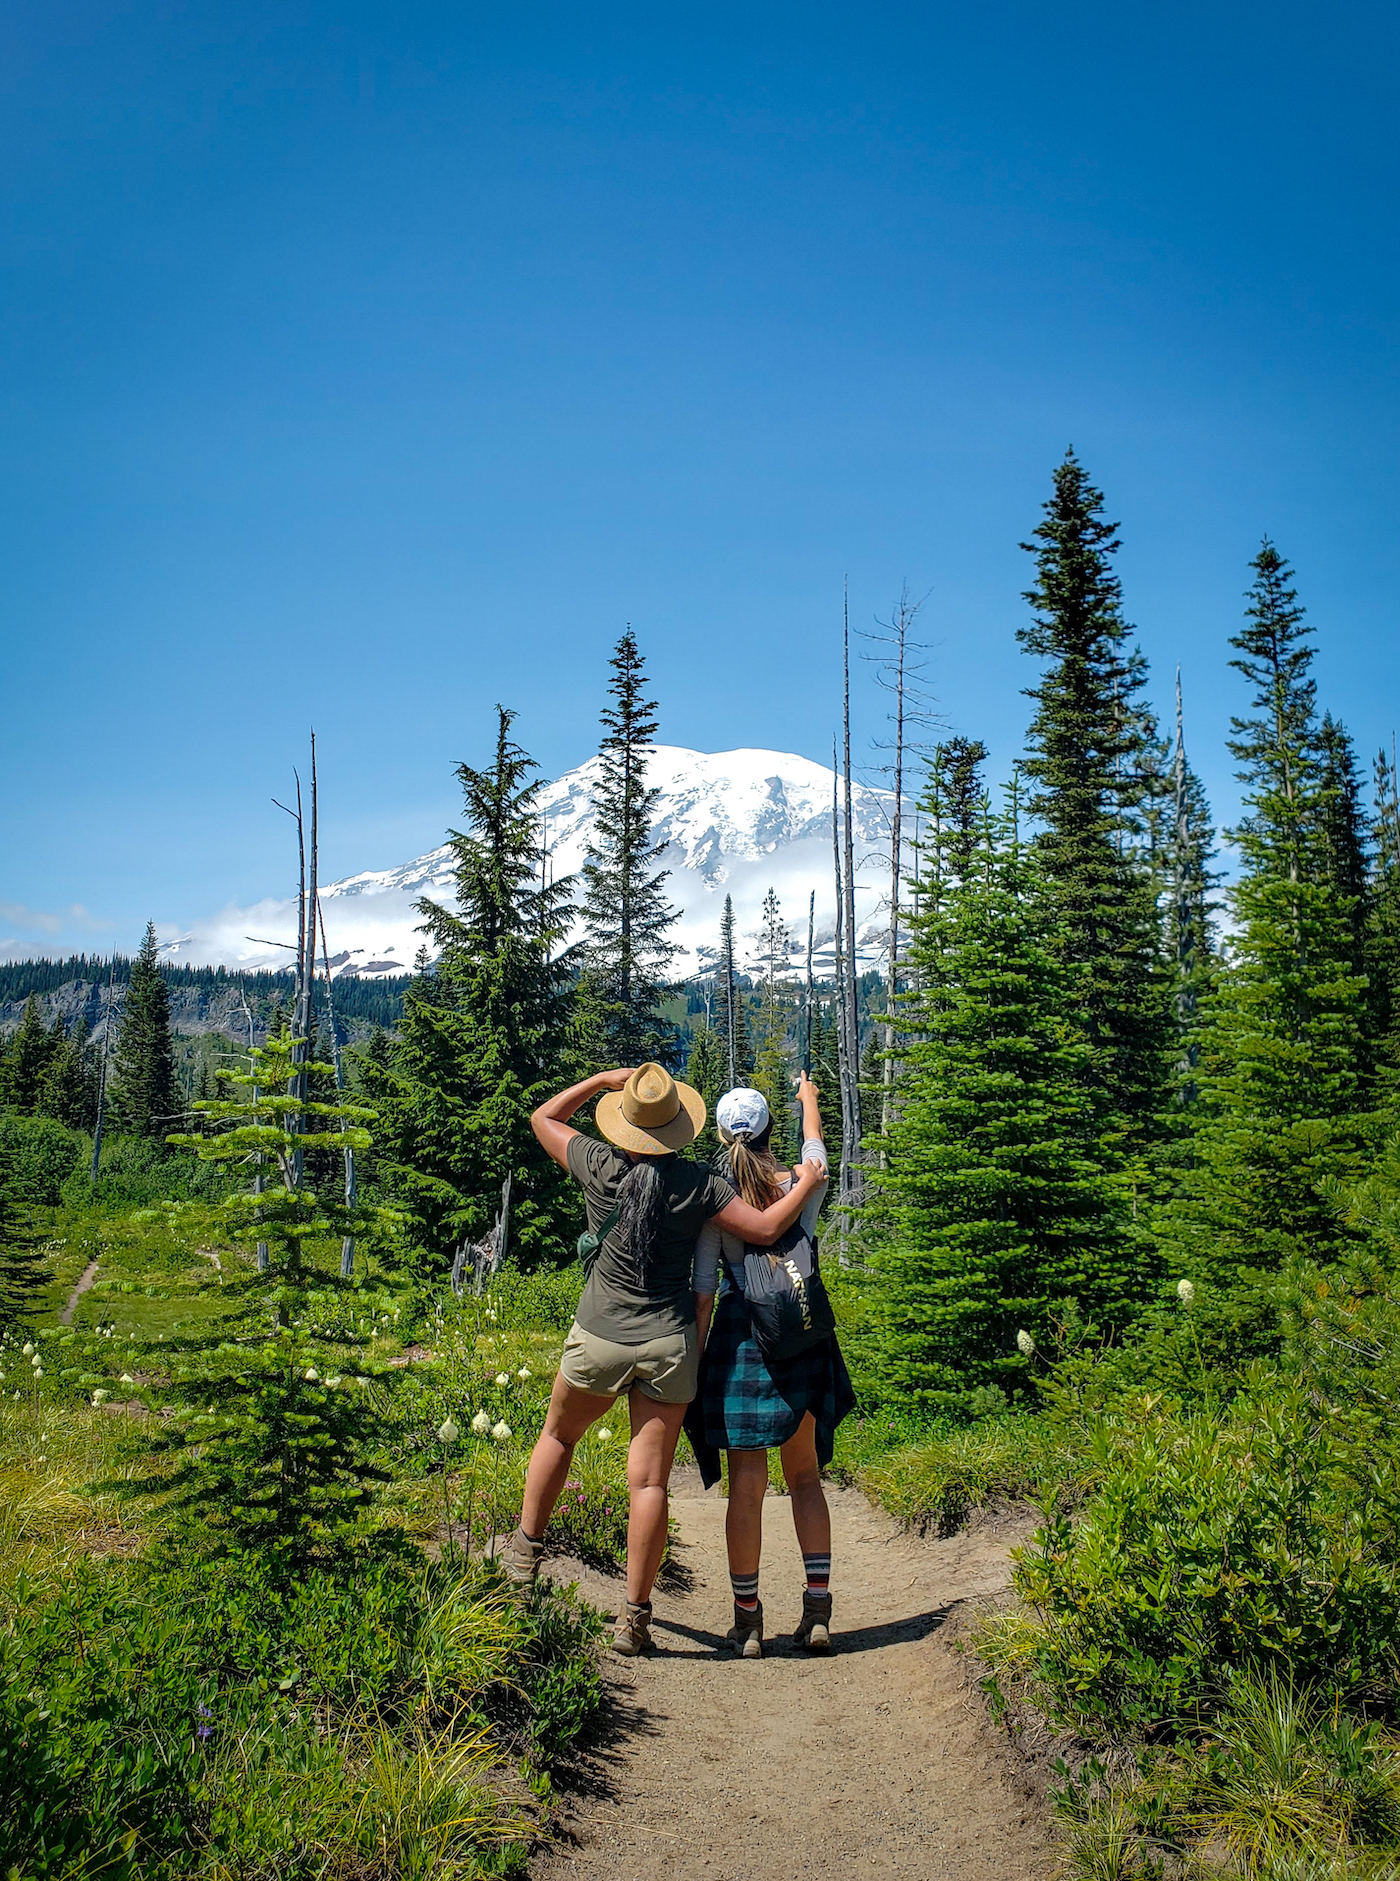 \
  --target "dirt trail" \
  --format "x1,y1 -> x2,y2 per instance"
534,1472 -> 1048,1881
59,1259 -> 100,1326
